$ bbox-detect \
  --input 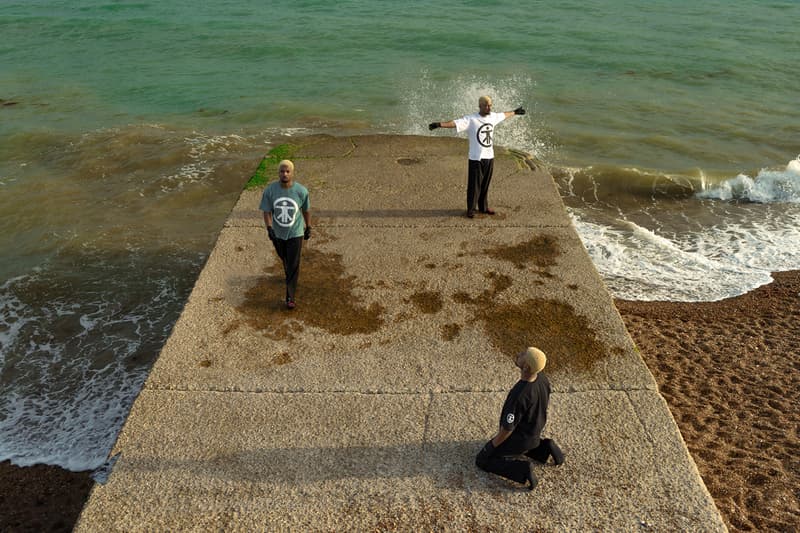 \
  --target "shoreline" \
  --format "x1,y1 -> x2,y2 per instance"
2,270 -> 797,531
